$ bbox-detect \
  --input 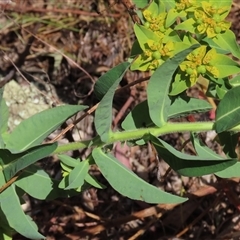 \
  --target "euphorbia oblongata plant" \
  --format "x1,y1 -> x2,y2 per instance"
1,0 -> 240,239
